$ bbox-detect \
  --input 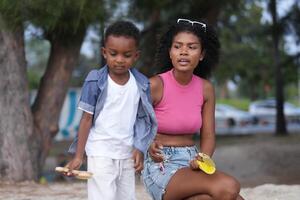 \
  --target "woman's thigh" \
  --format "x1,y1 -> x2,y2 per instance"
142,146 -> 198,200
163,168 -> 241,200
